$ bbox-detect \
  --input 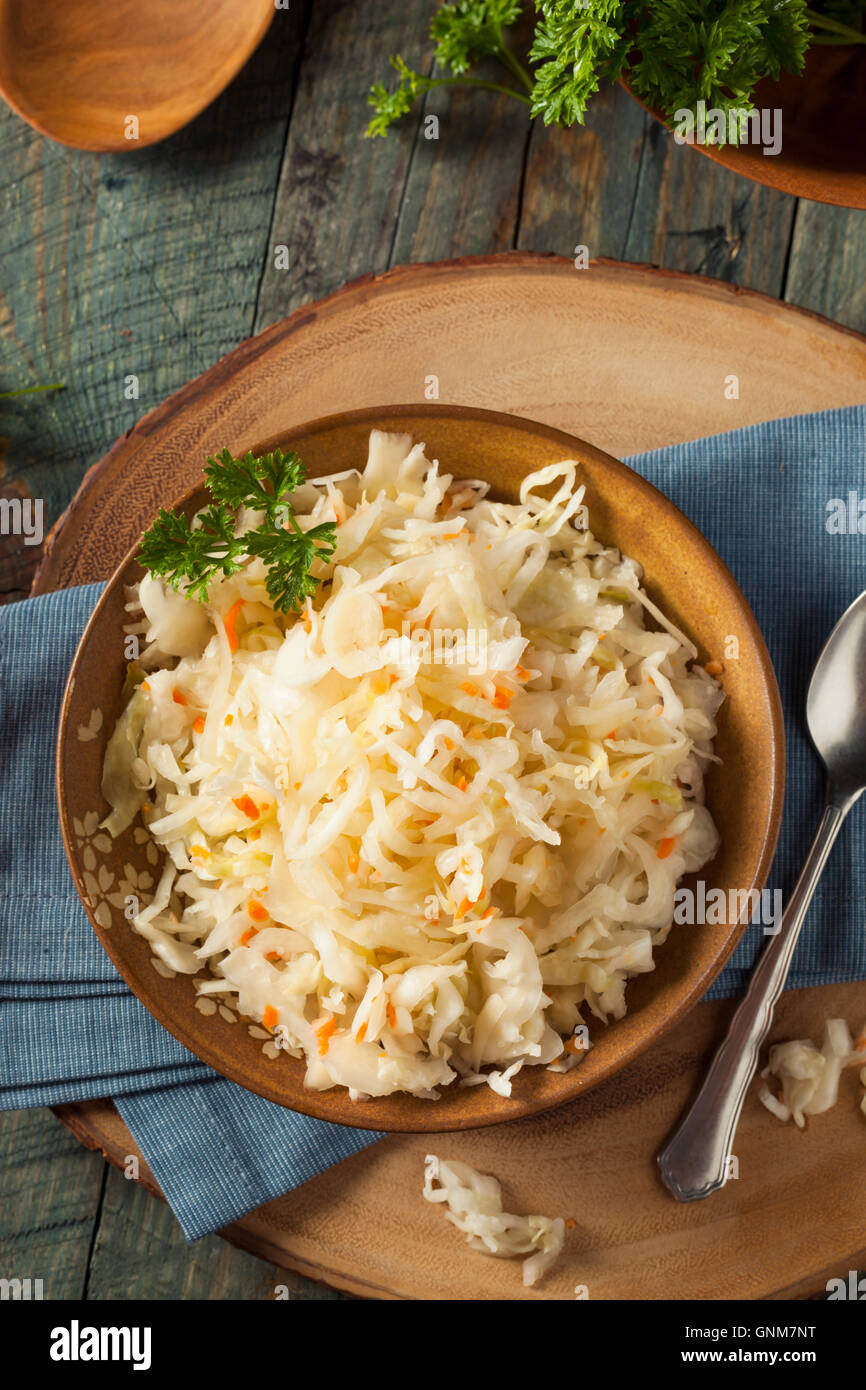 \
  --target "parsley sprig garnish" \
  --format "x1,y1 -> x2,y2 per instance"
138,447 -> 337,612
367,1 -> 866,144
367,2 -> 531,137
